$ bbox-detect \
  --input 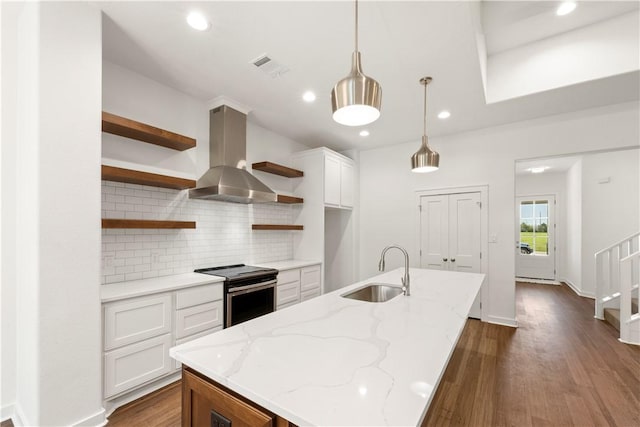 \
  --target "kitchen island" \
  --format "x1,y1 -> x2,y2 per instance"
170,267 -> 484,426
